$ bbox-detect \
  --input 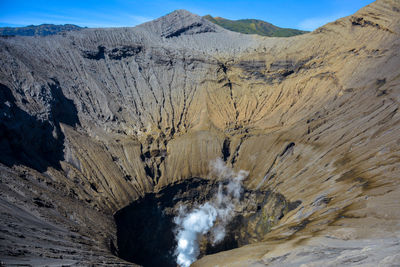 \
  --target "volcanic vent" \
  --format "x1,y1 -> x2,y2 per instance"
114,159 -> 301,267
